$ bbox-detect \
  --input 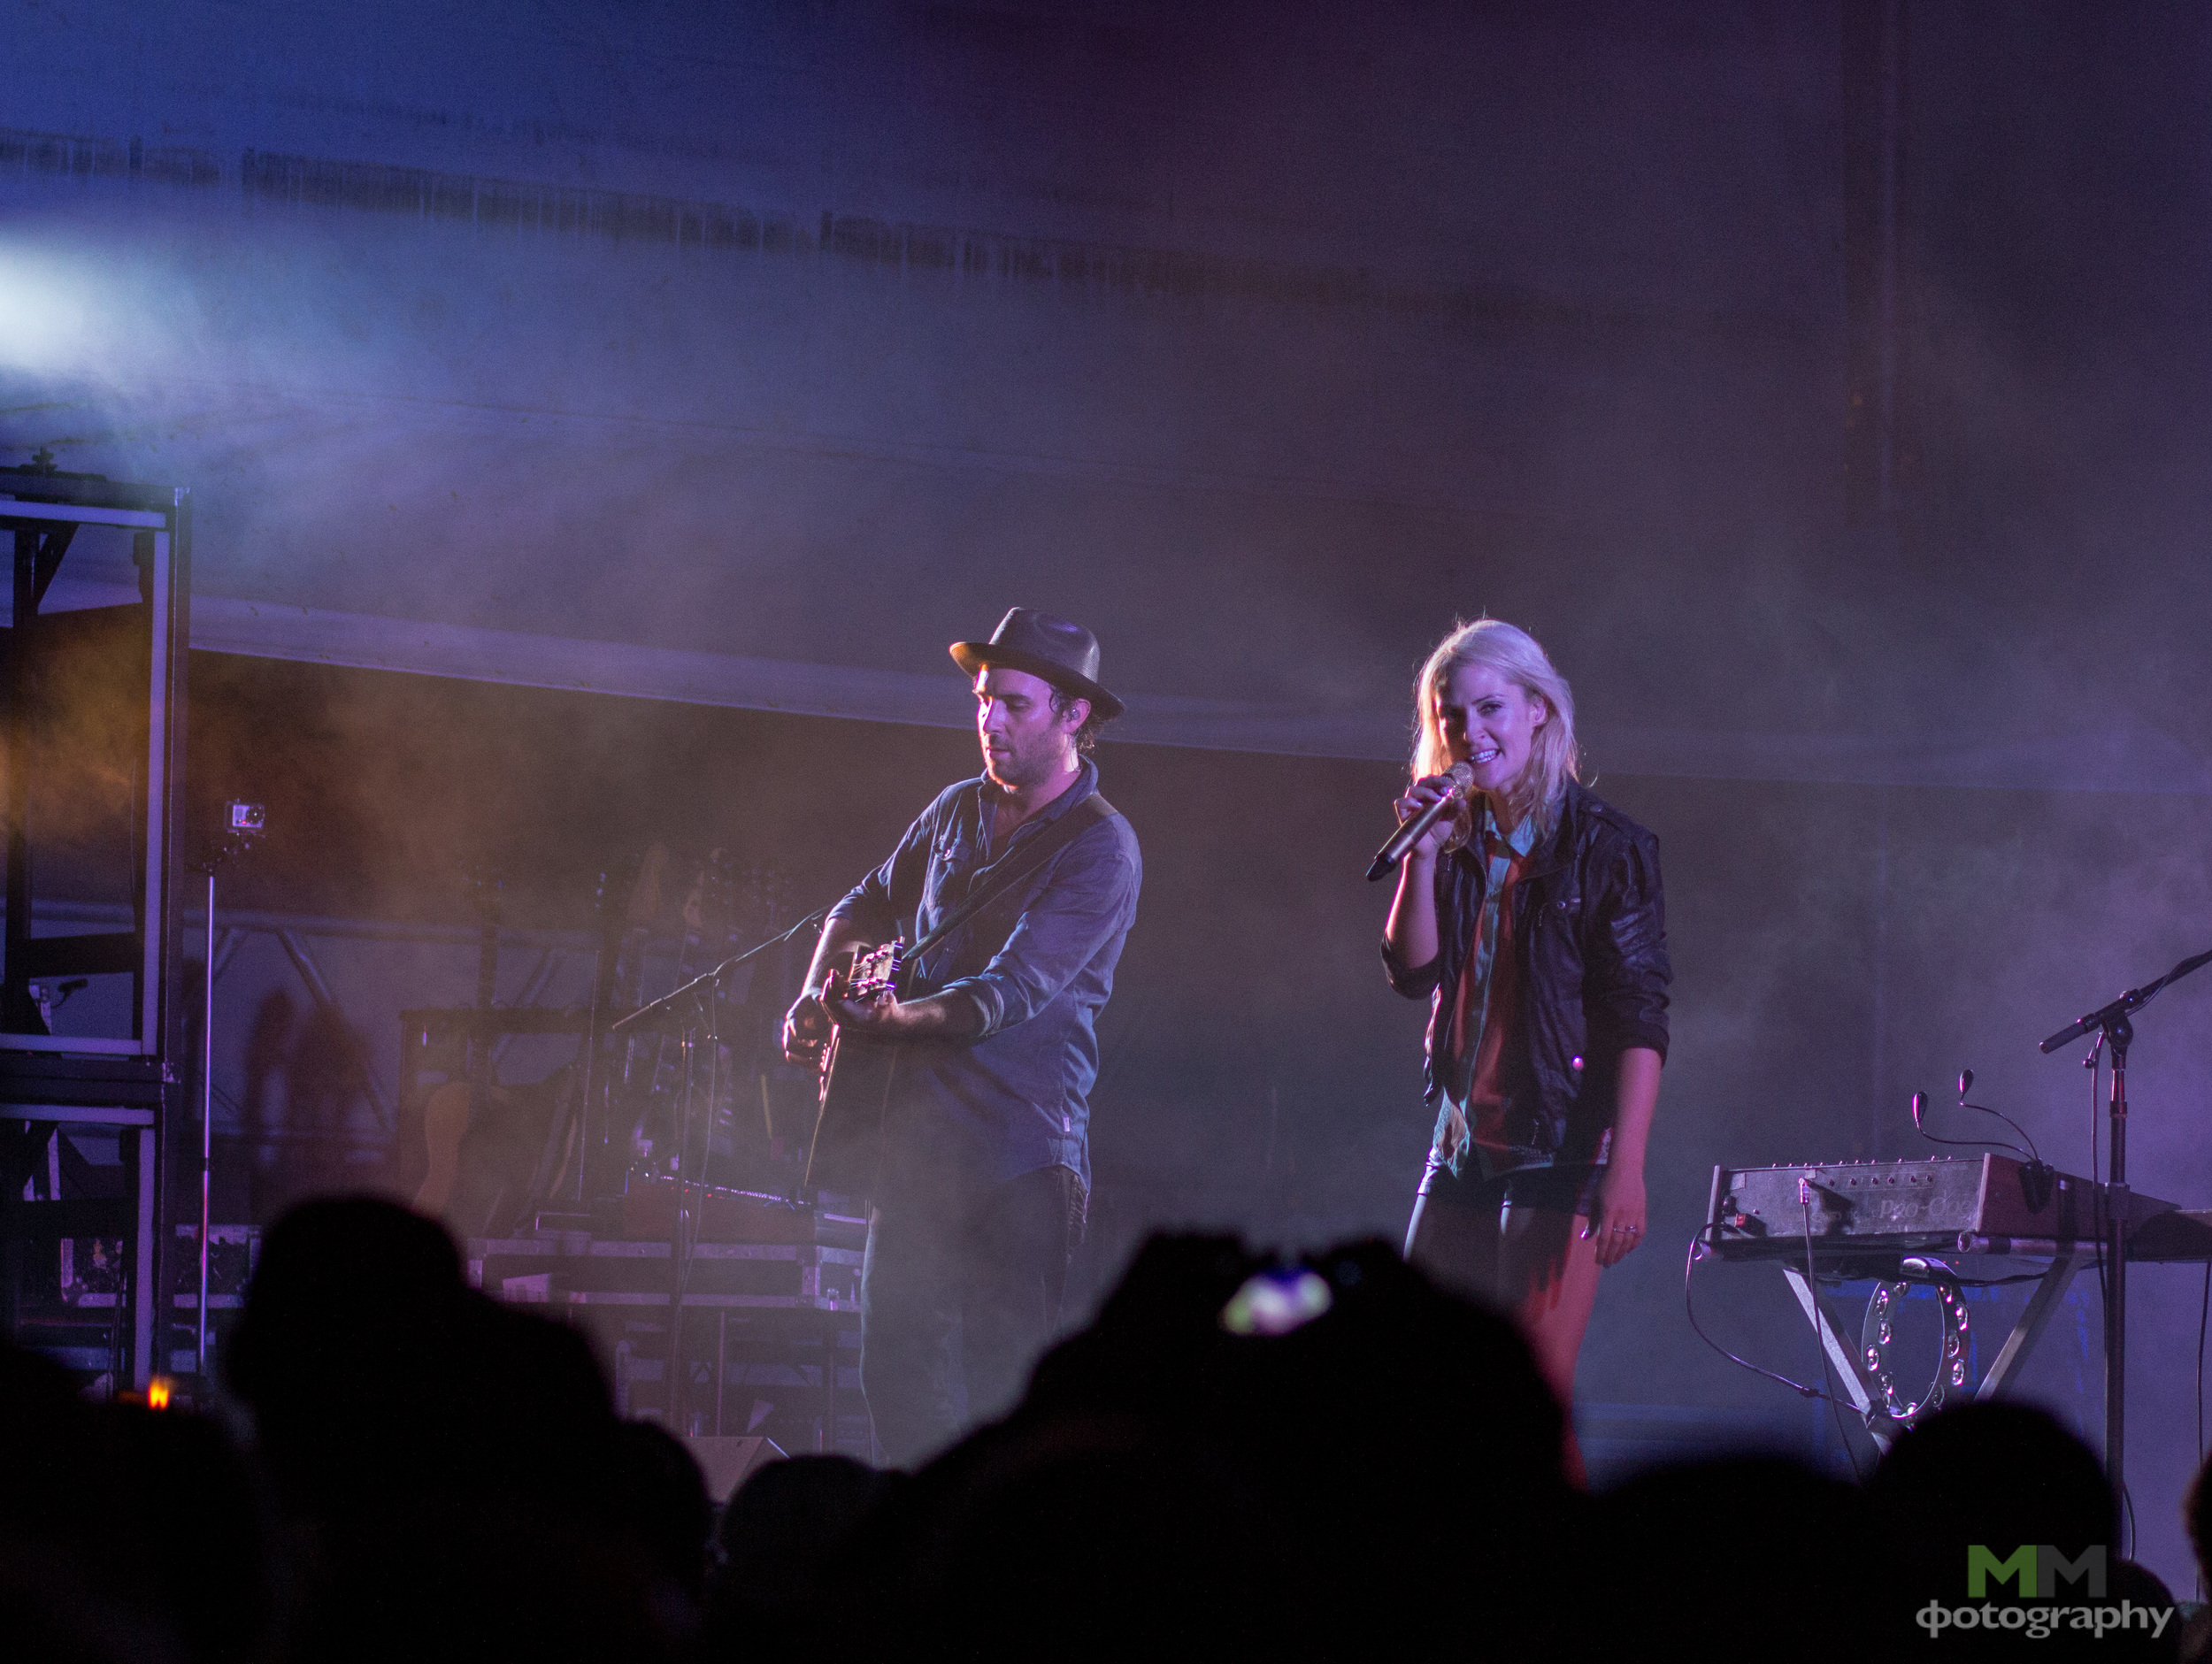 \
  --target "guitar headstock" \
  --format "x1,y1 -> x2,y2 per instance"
626,843 -> 670,930
680,847 -> 736,941
463,862 -> 505,927
845,940 -> 902,1001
